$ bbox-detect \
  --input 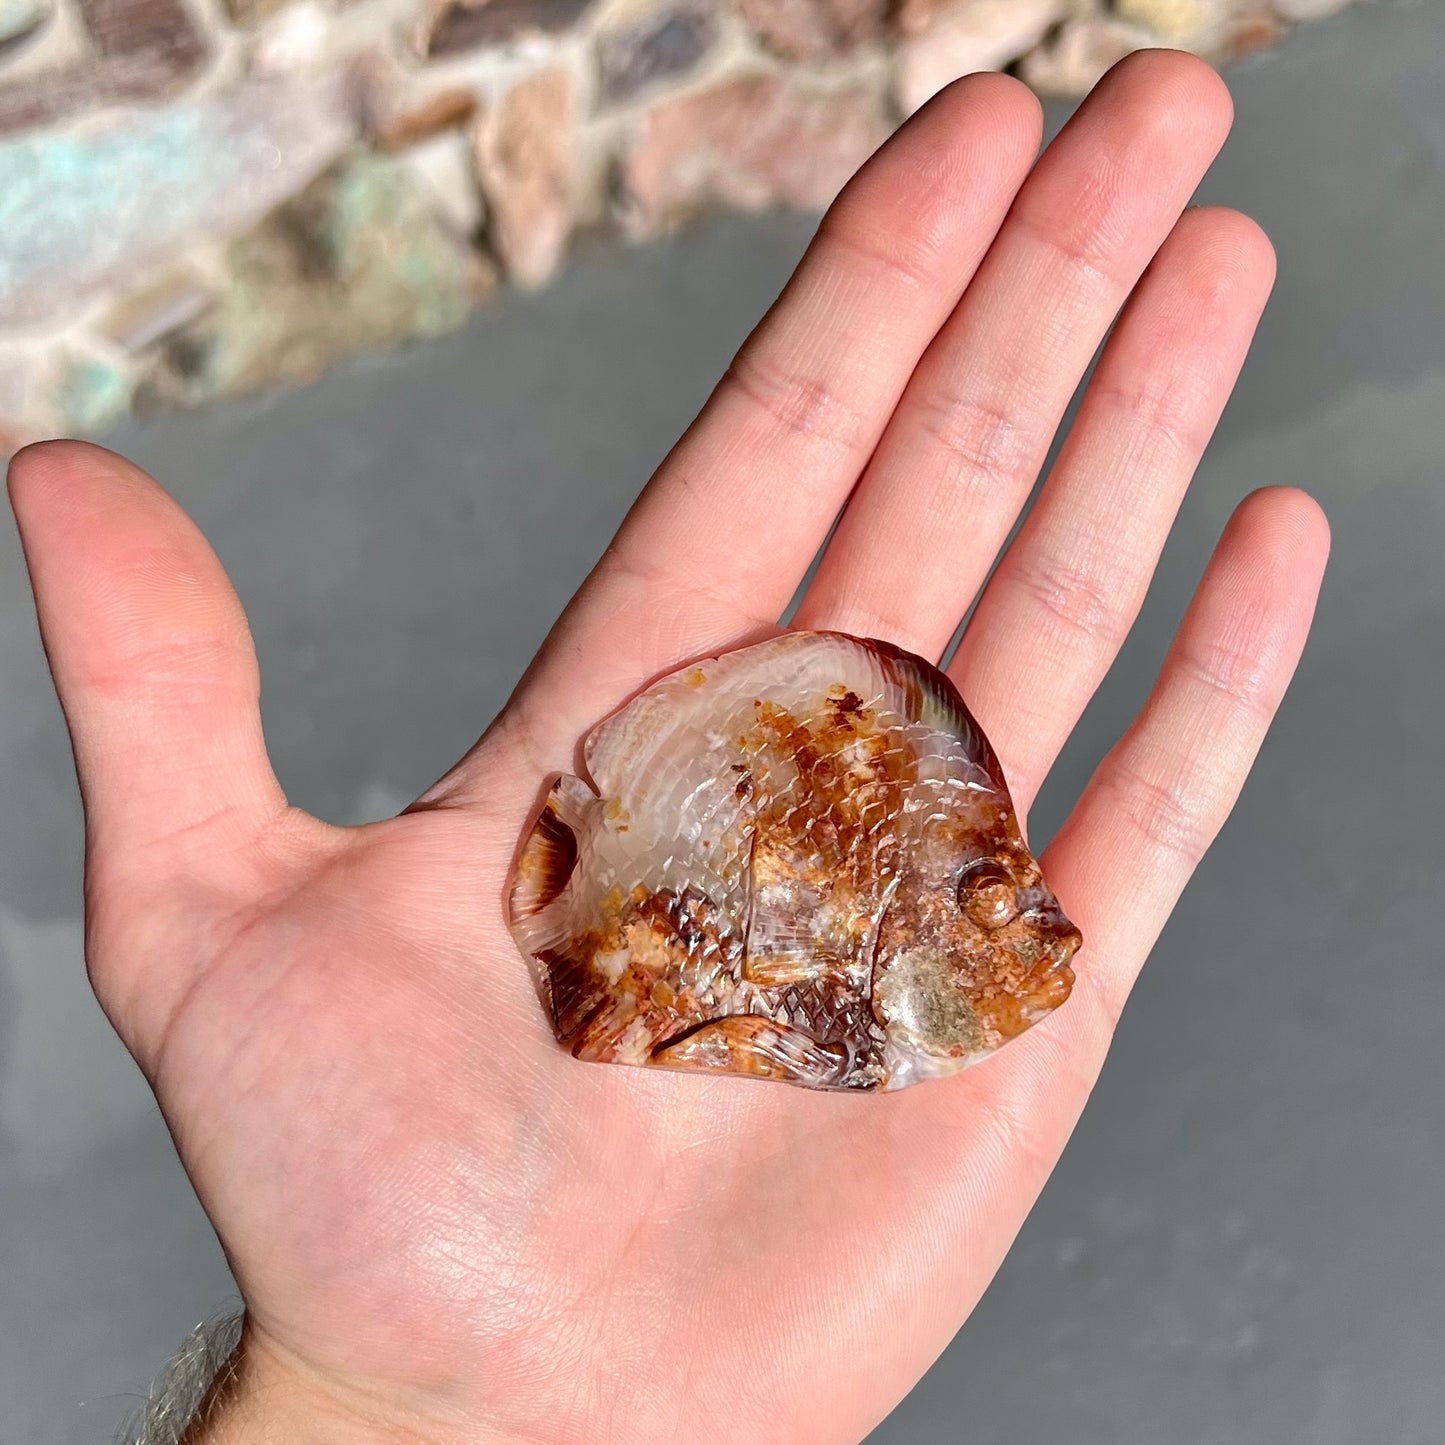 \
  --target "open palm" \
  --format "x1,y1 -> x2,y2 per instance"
11,52 -> 1327,1445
